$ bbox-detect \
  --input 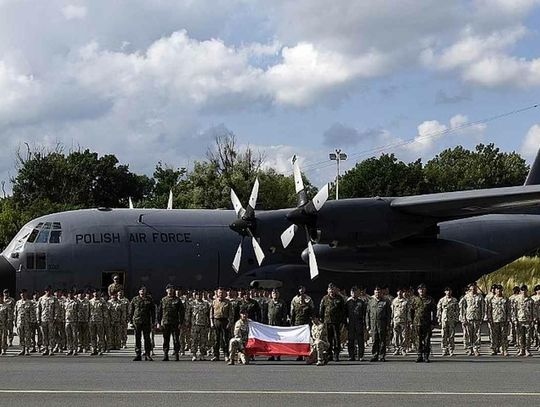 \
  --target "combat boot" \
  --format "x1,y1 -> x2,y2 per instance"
18,348 -> 26,356
145,354 -> 153,361
415,356 -> 423,363
42,348 -> 49,356
162,353 -> 169,361
227,359 -> 234,365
